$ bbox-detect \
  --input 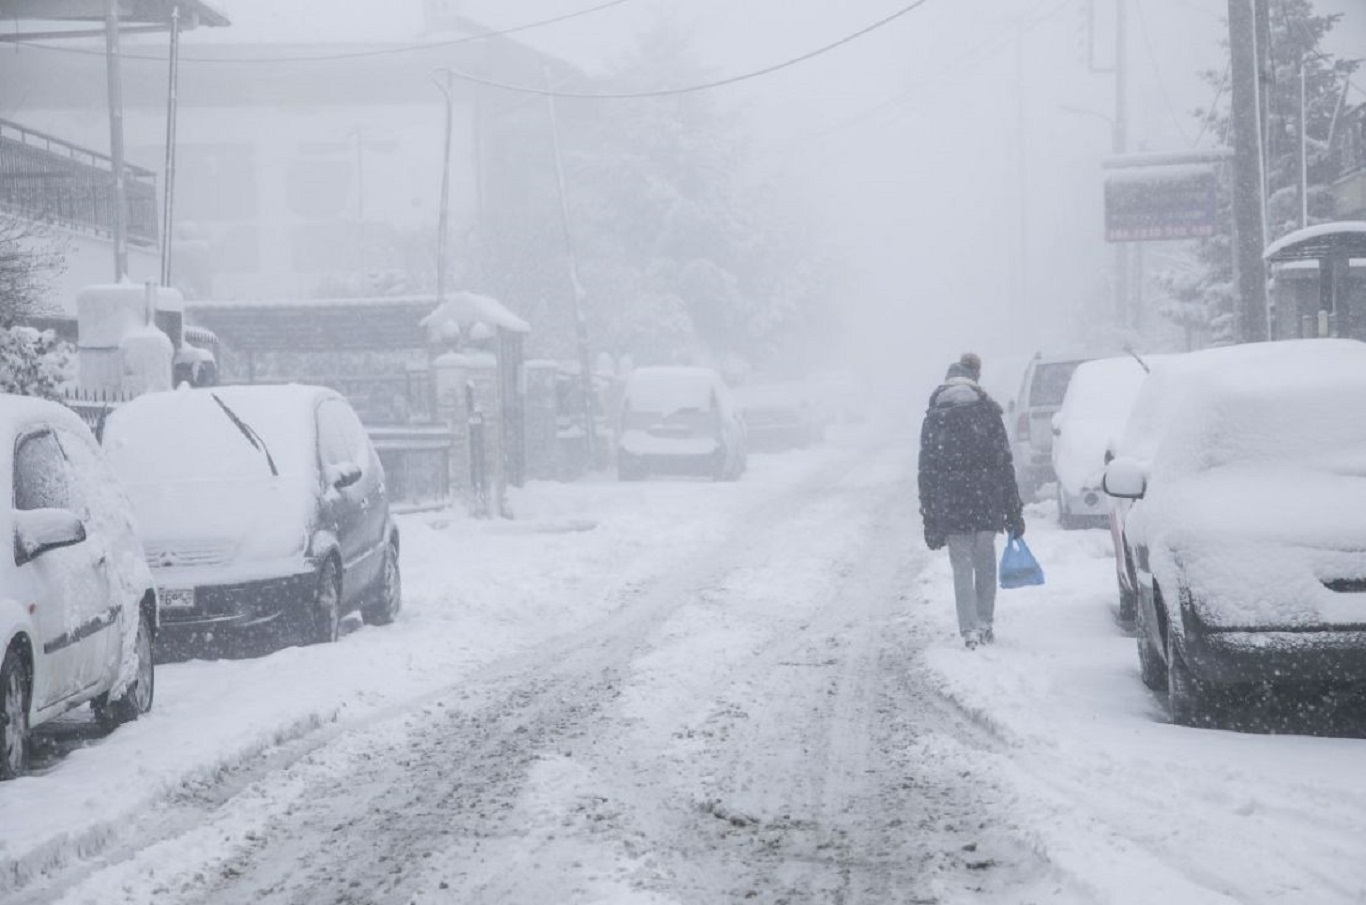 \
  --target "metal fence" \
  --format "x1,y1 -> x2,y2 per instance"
0,118 -> 158,245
